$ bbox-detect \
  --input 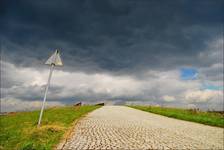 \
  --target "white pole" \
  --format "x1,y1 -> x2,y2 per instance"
37,64 -> 55,127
